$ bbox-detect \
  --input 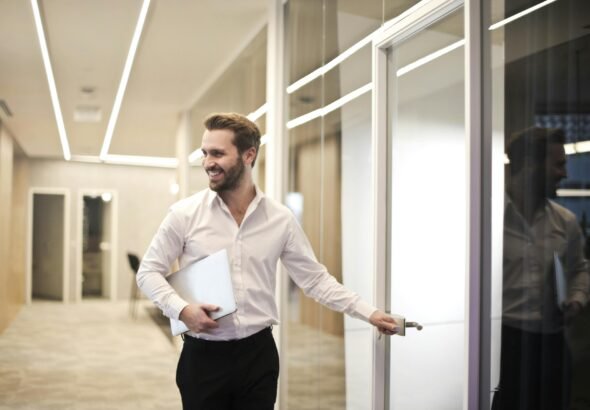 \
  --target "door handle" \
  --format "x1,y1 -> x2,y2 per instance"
391,314 -> 423,336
